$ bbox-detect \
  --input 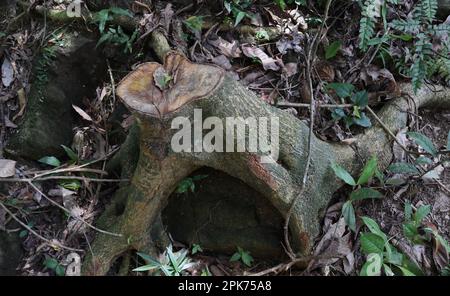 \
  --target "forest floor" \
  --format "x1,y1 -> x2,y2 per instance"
0,0 -> 449,276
